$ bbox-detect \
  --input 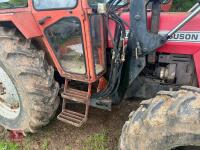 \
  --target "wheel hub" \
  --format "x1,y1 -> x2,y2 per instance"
0,82 -> 6,95
0,67 -> 20,119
